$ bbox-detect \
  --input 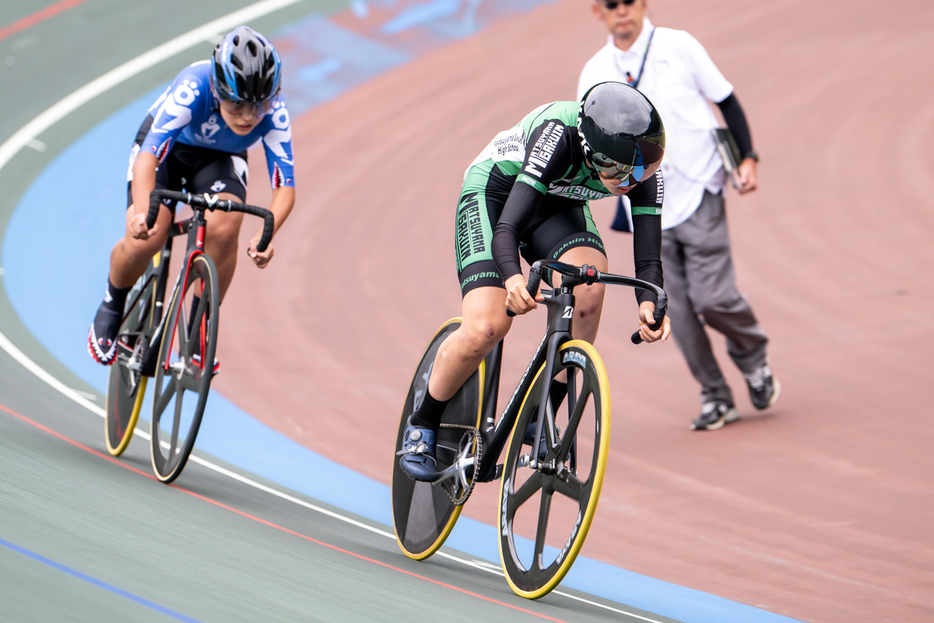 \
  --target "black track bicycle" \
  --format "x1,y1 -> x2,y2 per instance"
104,189 -> 273,483
391,259 -> 667,599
